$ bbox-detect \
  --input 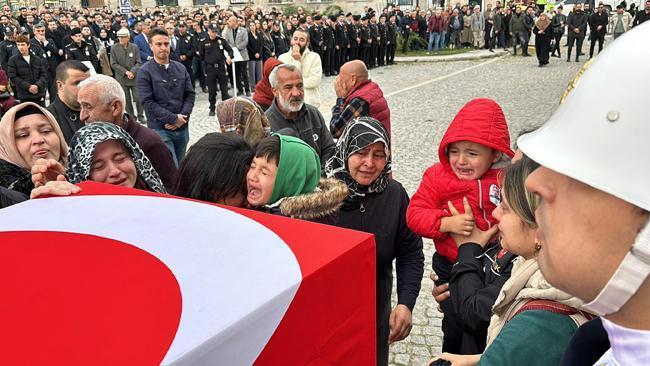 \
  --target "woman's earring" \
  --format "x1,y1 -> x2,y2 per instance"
535,241 -> 542,253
